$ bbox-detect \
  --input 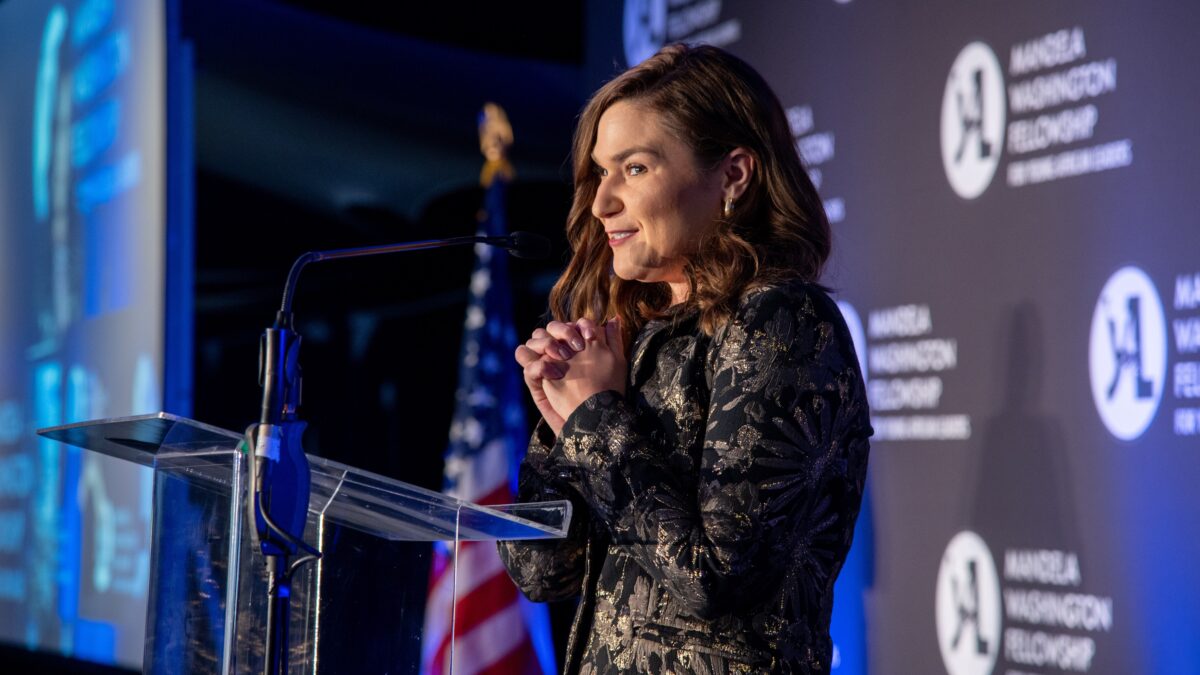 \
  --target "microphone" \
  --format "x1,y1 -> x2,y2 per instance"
252,315 -> 308,558
505,231 -> 552,259
252,230 -> 551,552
